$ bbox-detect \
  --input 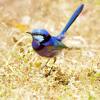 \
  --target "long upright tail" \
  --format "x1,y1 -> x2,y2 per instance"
57,4 -> 84,40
